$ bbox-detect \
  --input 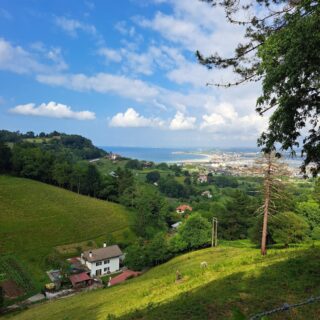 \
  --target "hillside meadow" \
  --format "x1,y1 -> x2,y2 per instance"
6,242 -> 320,320
0,175 -> 135,288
